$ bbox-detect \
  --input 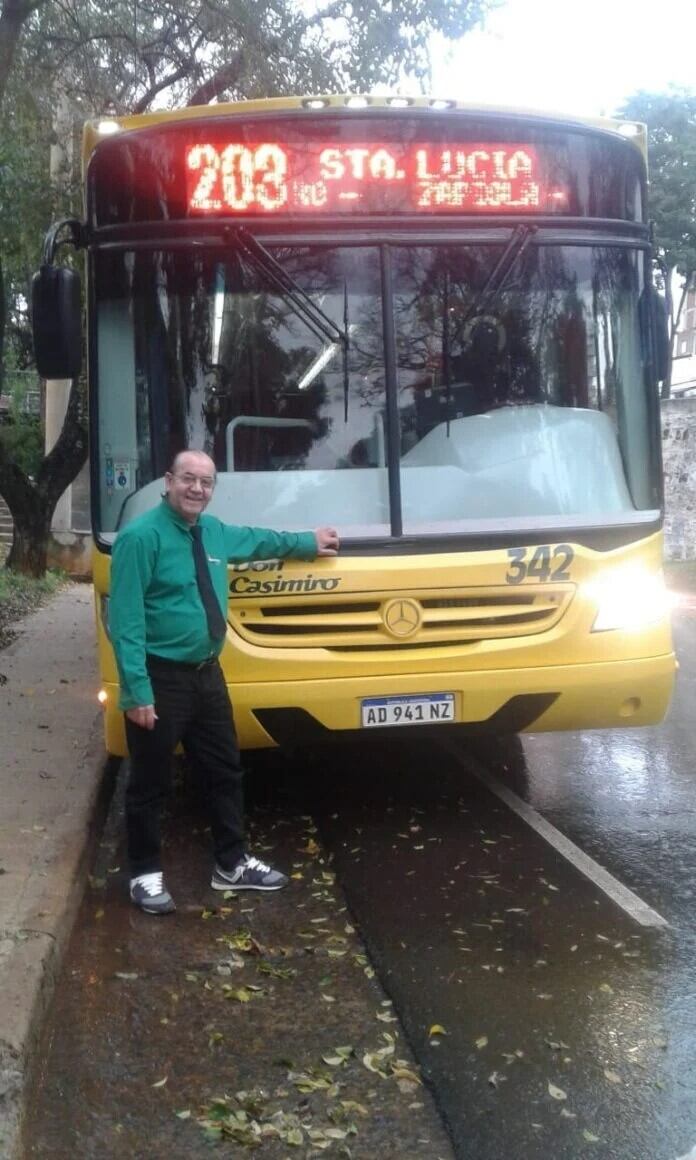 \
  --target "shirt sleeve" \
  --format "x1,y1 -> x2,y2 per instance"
110,528 -> 158,710
222,525 -> 317,563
